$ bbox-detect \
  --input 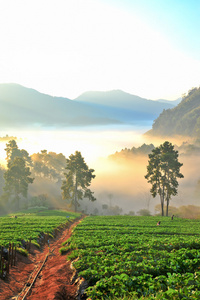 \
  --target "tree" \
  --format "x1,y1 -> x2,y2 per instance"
128,210 -> 135,216
108,205 -> 123,215
3,157 -> 34,209
5,140 -> 32,166
61,151 -> 96,212
137,208 -> 151,216
145,141 -> 183,216
102,204 -> 108,210
0,165 -> 5,196
5,140 -> 19,162
155,203 -> 180,217
31,150 -> 66,180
